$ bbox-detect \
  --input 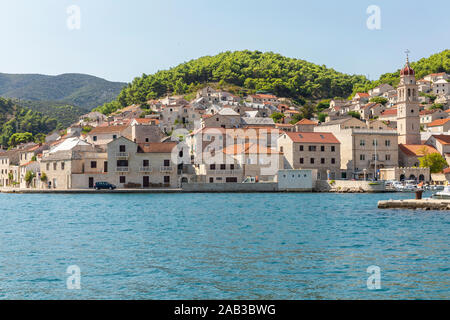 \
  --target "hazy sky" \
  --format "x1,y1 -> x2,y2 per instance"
0,0 -> 448,83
